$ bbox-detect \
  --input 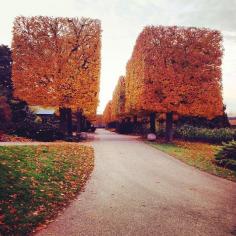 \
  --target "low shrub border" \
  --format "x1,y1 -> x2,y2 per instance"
175,125 -> 236,144
0,144 -> 94,235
